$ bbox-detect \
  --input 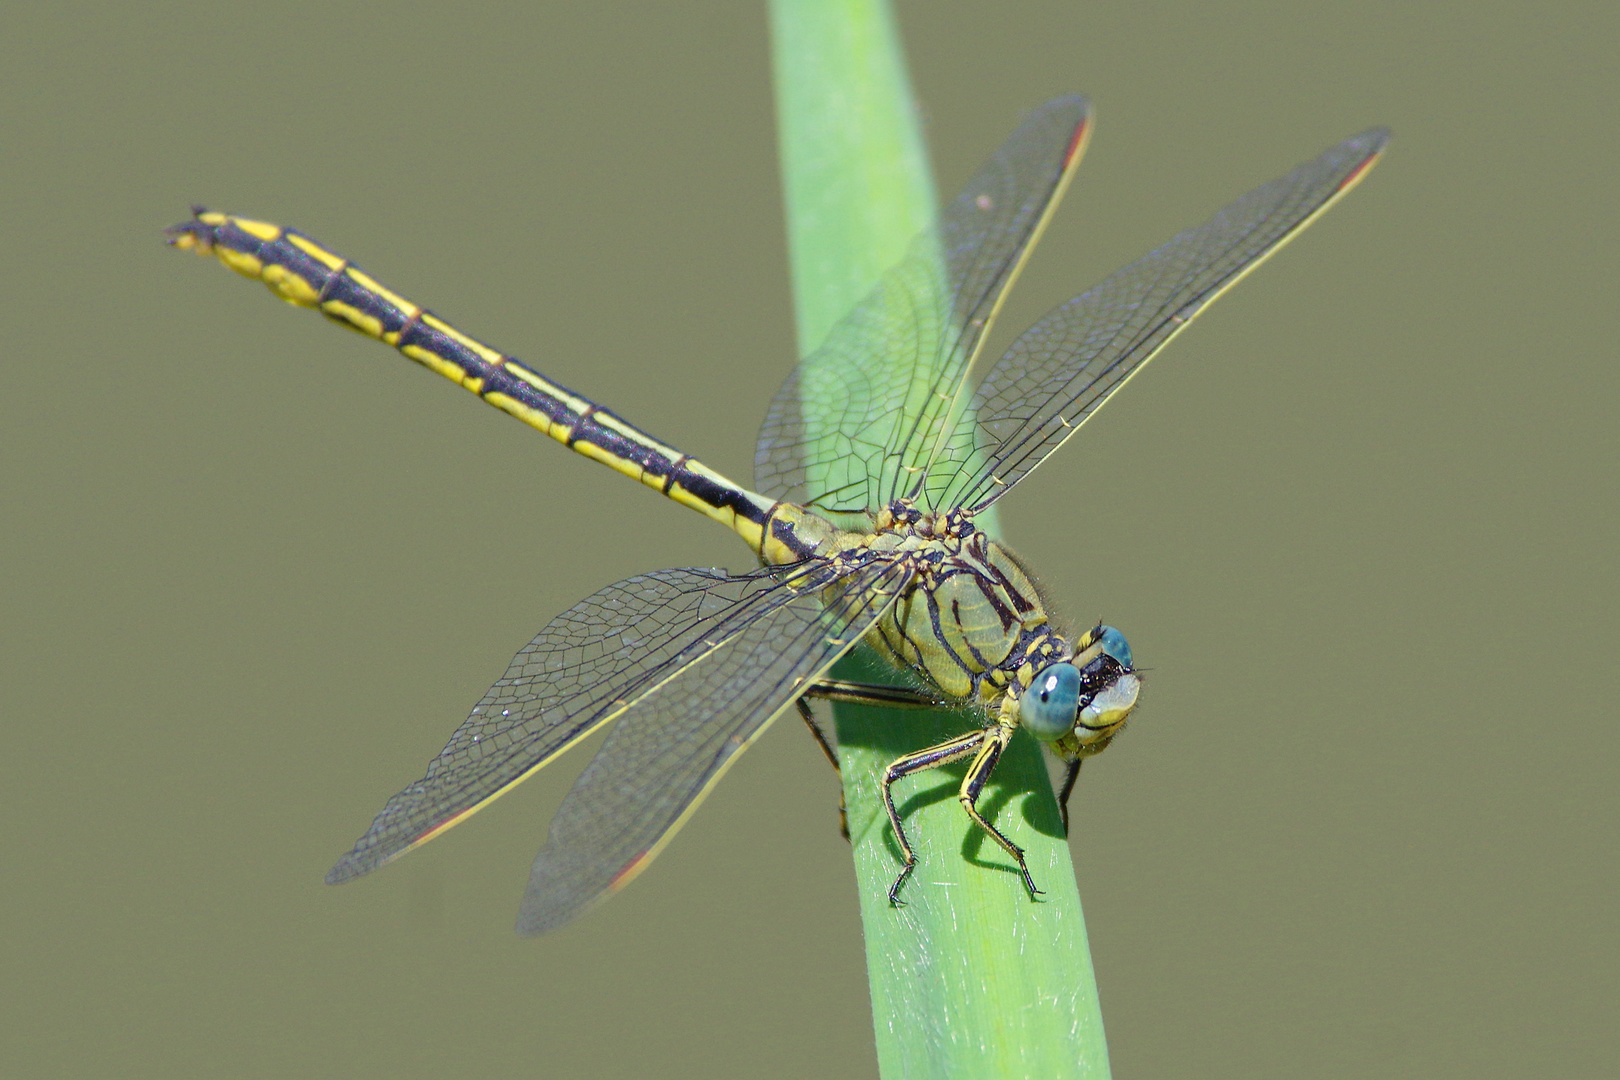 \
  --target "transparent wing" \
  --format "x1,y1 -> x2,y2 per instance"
515,557 -> 912,934
326,561 -> 869,885
925,128 -> 1389,513
754,96 -> 1091,518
